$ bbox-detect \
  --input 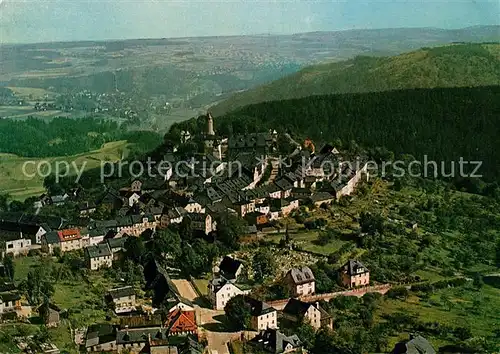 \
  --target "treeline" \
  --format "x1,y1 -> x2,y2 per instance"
0,117 -> 161,157
209,86 -> 500,180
